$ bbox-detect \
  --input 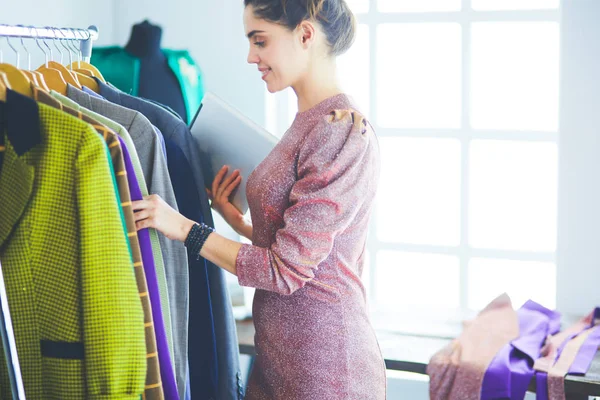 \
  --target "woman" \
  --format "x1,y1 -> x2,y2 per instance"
132,0 -> 386,398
